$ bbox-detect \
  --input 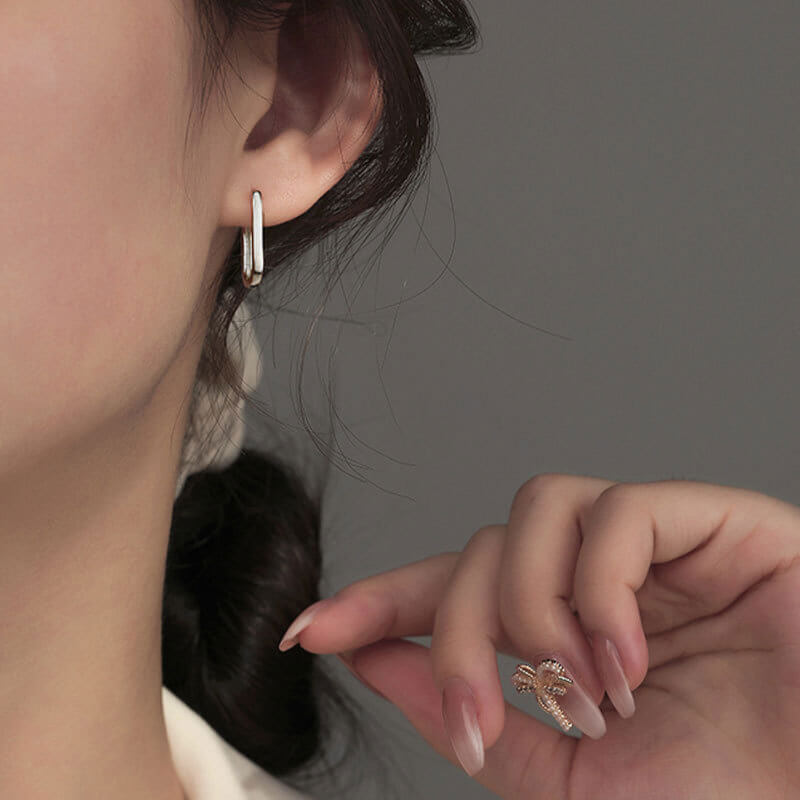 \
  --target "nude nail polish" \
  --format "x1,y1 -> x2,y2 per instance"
441,676 -> 485,777
592,635 -> 635,718
278,598 -> 333,651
